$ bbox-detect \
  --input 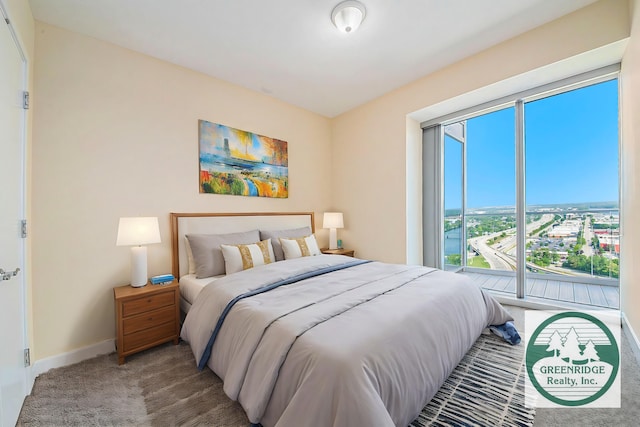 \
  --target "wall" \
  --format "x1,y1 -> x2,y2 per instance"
331,0 -> 630,265
29,0 -> 639,362
4,0 -> 34,354
32,23 -> 332,360
621,0 -> 640,344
